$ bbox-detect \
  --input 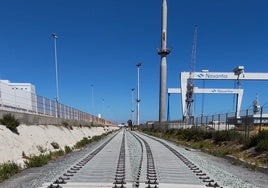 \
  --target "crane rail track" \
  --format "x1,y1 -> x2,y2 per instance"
40,129 -> 224,188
